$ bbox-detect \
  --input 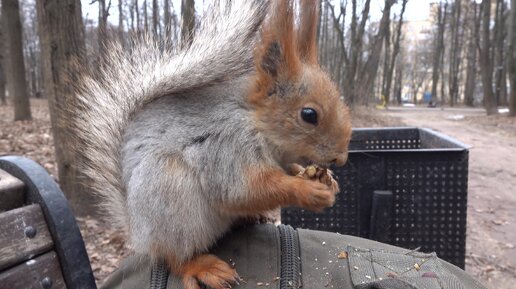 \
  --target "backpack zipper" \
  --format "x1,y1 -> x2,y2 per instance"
278,224 -> 301,289
150,259 -> 169,289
